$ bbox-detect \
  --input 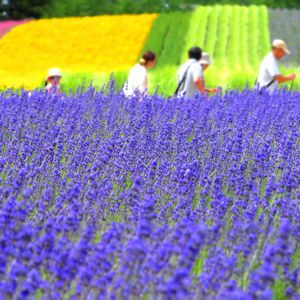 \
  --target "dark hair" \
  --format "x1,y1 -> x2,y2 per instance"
188,47 -> 202,60
140,51 -> 156,65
